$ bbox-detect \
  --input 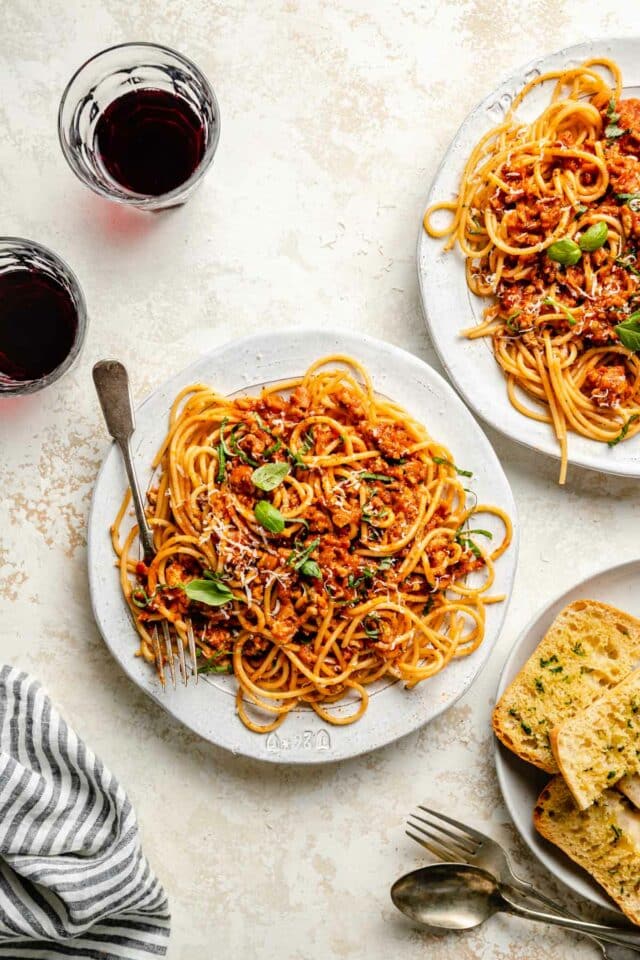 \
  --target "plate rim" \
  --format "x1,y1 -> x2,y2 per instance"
88,326 -> 519,764
417,36 -> 640,479
493,556 -> 640,911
